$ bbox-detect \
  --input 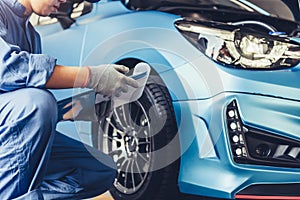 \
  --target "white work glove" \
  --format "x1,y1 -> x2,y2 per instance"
59,64 -> 138,122
59,92 -> 113,121
58,92 -> 98,121
86,64 -> 139,97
